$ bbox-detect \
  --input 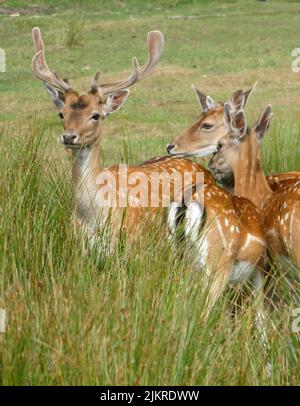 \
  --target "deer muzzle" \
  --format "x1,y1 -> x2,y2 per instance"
61,132 -> 79,146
